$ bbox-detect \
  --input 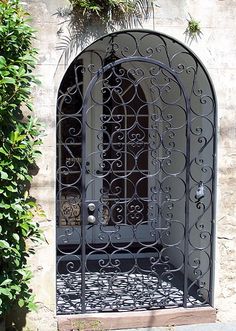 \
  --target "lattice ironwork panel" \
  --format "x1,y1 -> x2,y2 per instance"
56,30 -> 217,315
